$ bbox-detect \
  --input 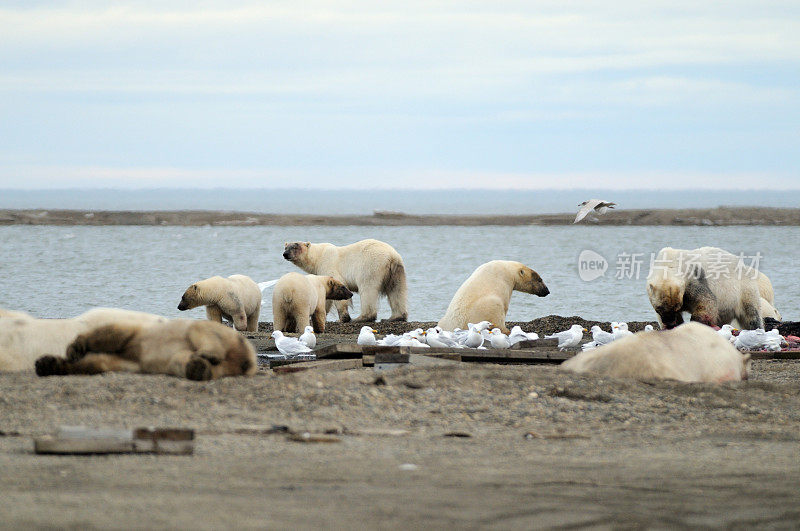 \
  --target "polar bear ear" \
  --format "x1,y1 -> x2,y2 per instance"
284,242 -> 289,248
519,269 -> 526,277
305,242 -> 310,247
